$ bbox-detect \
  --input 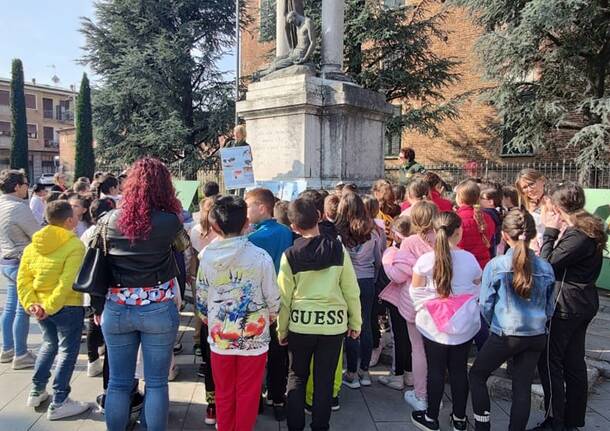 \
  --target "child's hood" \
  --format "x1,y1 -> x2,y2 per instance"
204,235 -> 250,272
31,225 -> 76,255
